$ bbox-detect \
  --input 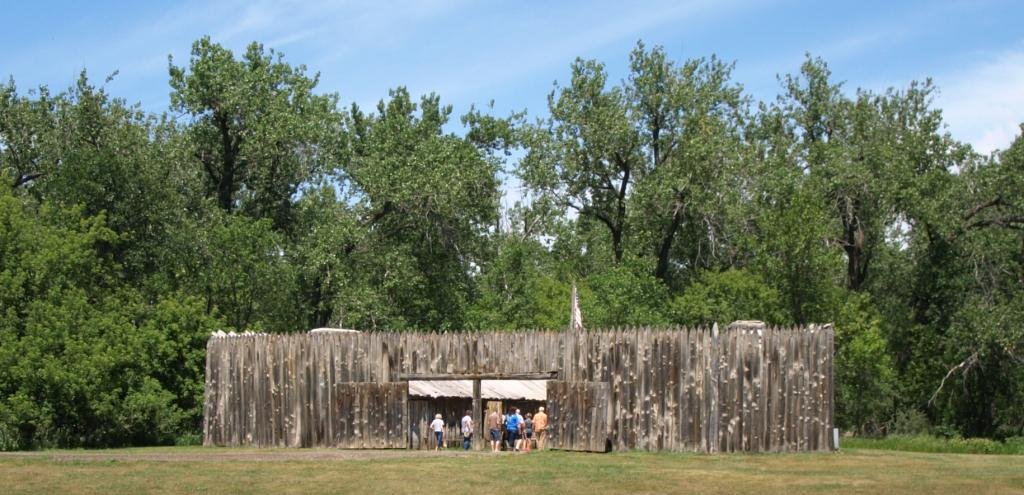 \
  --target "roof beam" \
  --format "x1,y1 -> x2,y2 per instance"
399,371 -> 558,381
